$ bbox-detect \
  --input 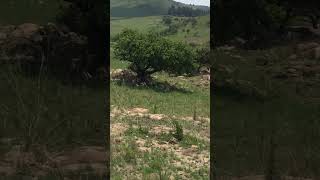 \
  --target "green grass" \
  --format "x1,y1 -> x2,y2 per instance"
111,0 -> 209,17
0,64 -> 106,152
111,77 -> 209,117
110,0 -> 209,17
110,4 -> 210,179
111,0 -> 173,17
111,15 -> 210,46
110,54 -> 210,179
212,47 -> 320,178
165,15 -> 210,46
111,114 -> 210,179
111,16 -> 166,38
